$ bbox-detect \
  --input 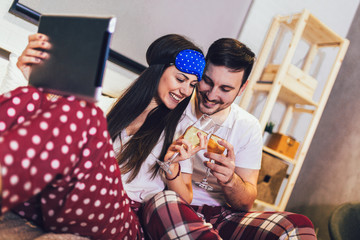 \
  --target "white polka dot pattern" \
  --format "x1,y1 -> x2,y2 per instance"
0,87 -> 141,239
174,49 -> 205,81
